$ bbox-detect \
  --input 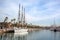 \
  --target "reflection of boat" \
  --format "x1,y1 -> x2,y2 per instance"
14,33 -> 27,40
